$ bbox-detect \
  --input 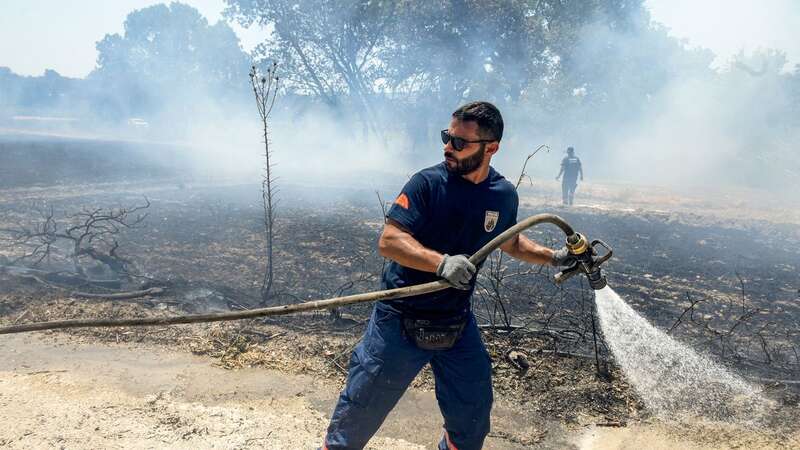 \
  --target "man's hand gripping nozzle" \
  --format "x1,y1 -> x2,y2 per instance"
553,233 -> 613,290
